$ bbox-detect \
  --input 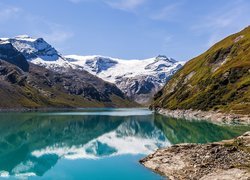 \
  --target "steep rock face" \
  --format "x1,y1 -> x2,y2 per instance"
151,26 -> 250,115
66,55 -> 184,104
0,40 -> 29,72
